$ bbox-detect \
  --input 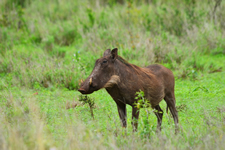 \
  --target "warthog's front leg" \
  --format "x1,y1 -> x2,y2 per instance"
154,105 -> 163,132
116,102 -> 127,128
